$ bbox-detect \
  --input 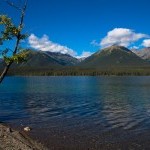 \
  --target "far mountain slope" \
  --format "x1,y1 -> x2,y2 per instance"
132,48 -> 150,61
79,45 -> 150,69
15,50 -> 62,68
44,51 -> 79,66
12,50 -> 79,68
